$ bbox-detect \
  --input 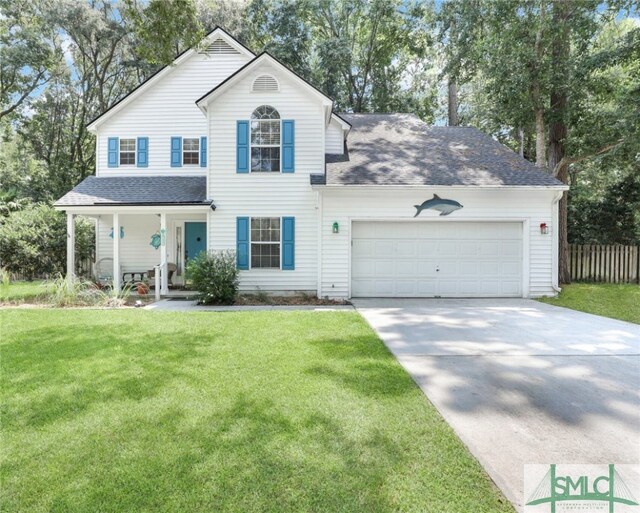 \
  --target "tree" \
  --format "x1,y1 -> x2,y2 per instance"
123,0 -> 205,66
0,204 -> 94,279
0,0 -> 64,119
